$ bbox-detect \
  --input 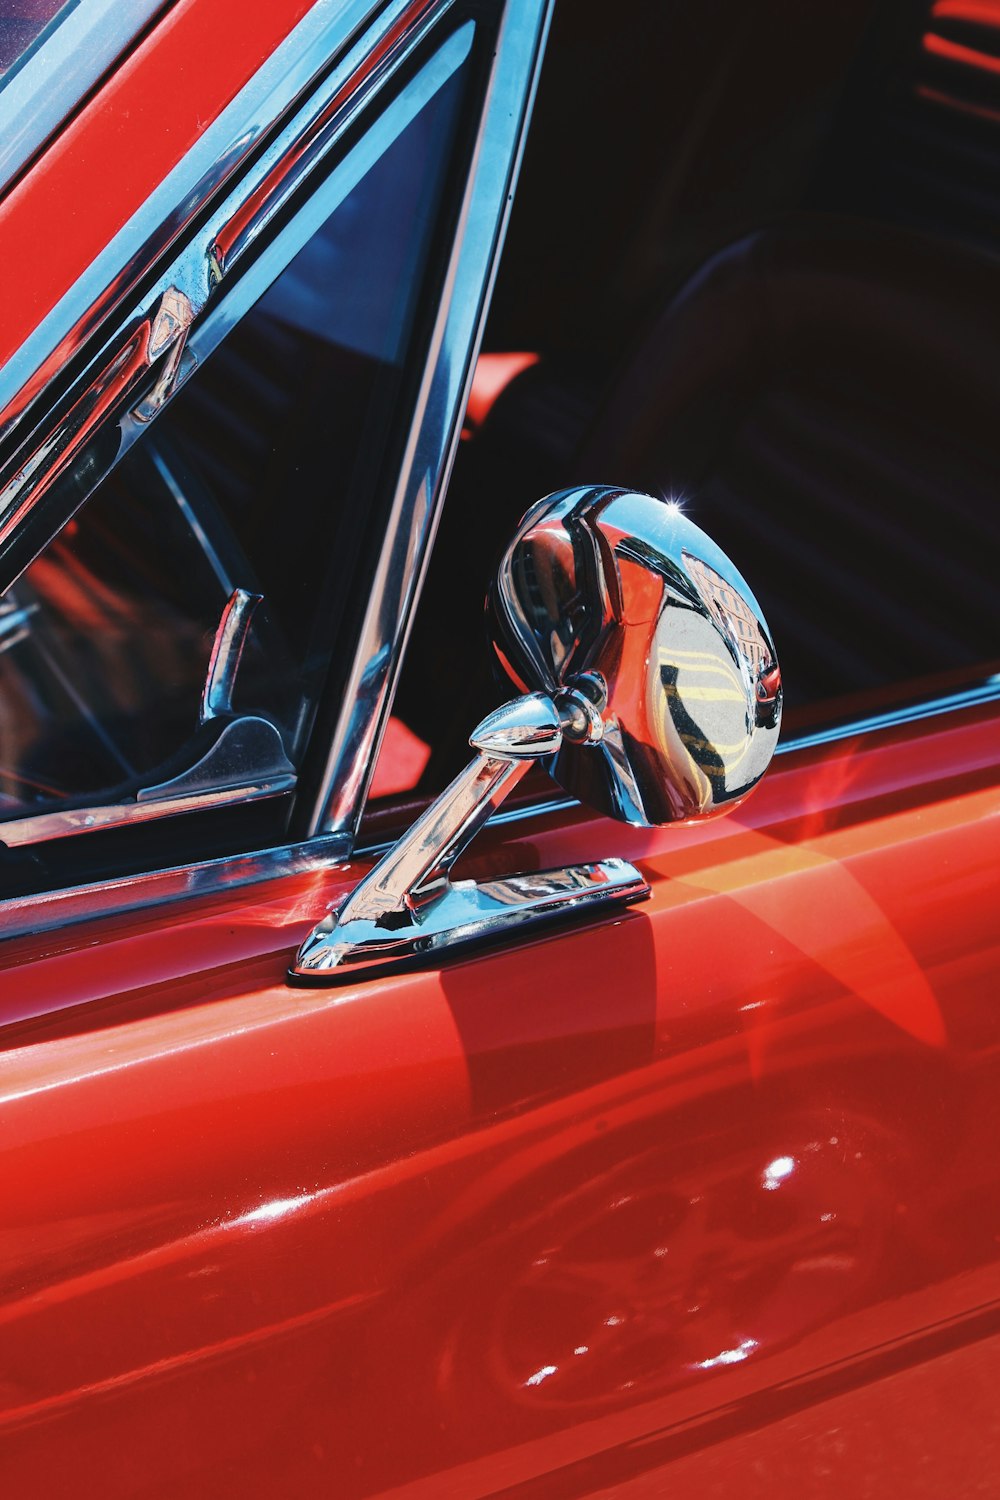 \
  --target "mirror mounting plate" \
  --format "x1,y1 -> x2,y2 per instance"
289,687 -> 649,982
